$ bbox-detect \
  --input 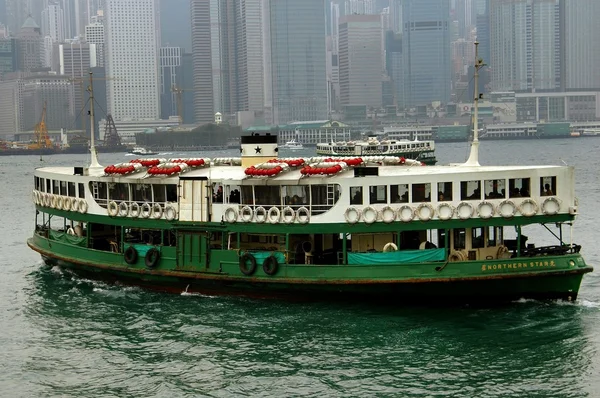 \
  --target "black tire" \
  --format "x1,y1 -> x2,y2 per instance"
262,255 -> 279,276
239,253 -> 257,276
145,248 -> 160,269
124,246 -> 138,265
